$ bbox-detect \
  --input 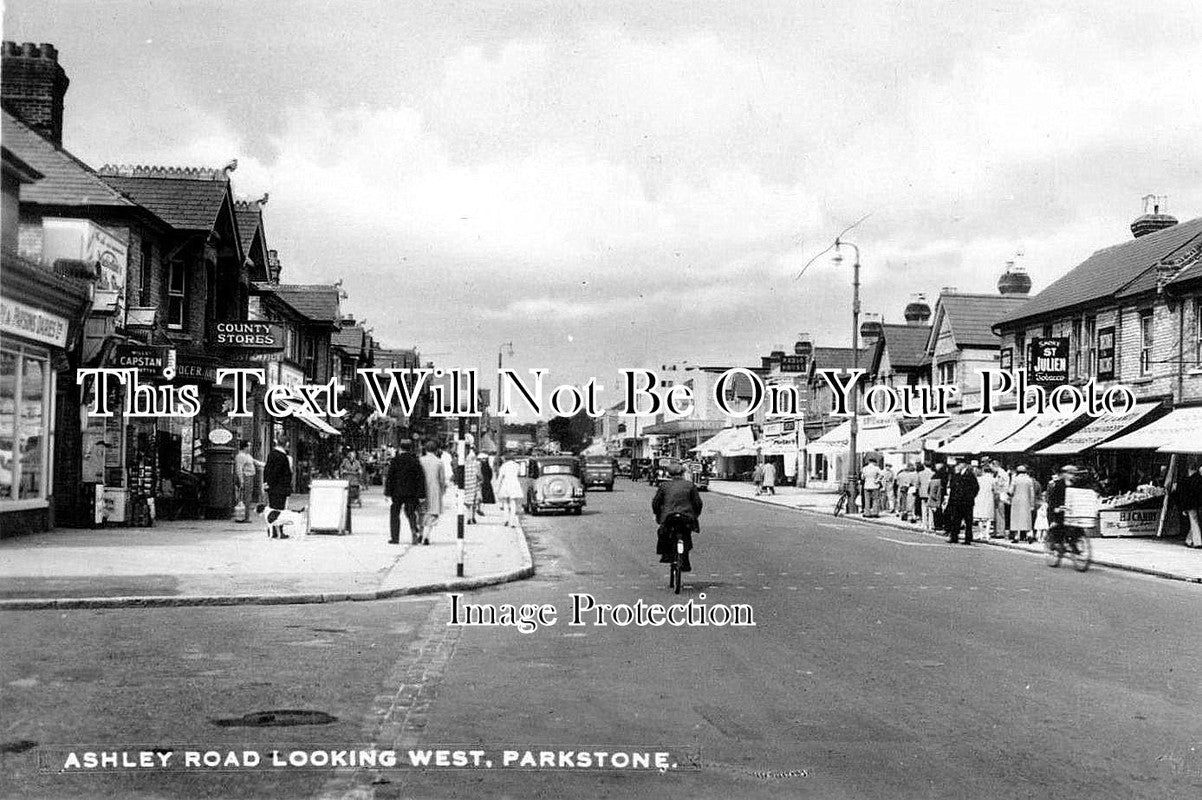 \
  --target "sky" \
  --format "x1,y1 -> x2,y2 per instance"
5,0 -> 1202,414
